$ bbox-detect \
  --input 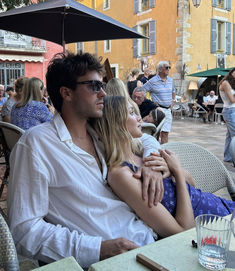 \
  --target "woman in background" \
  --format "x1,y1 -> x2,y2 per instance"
2,76 -> 28,123
219,68 -> 235,162
11,77 -> 54,130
